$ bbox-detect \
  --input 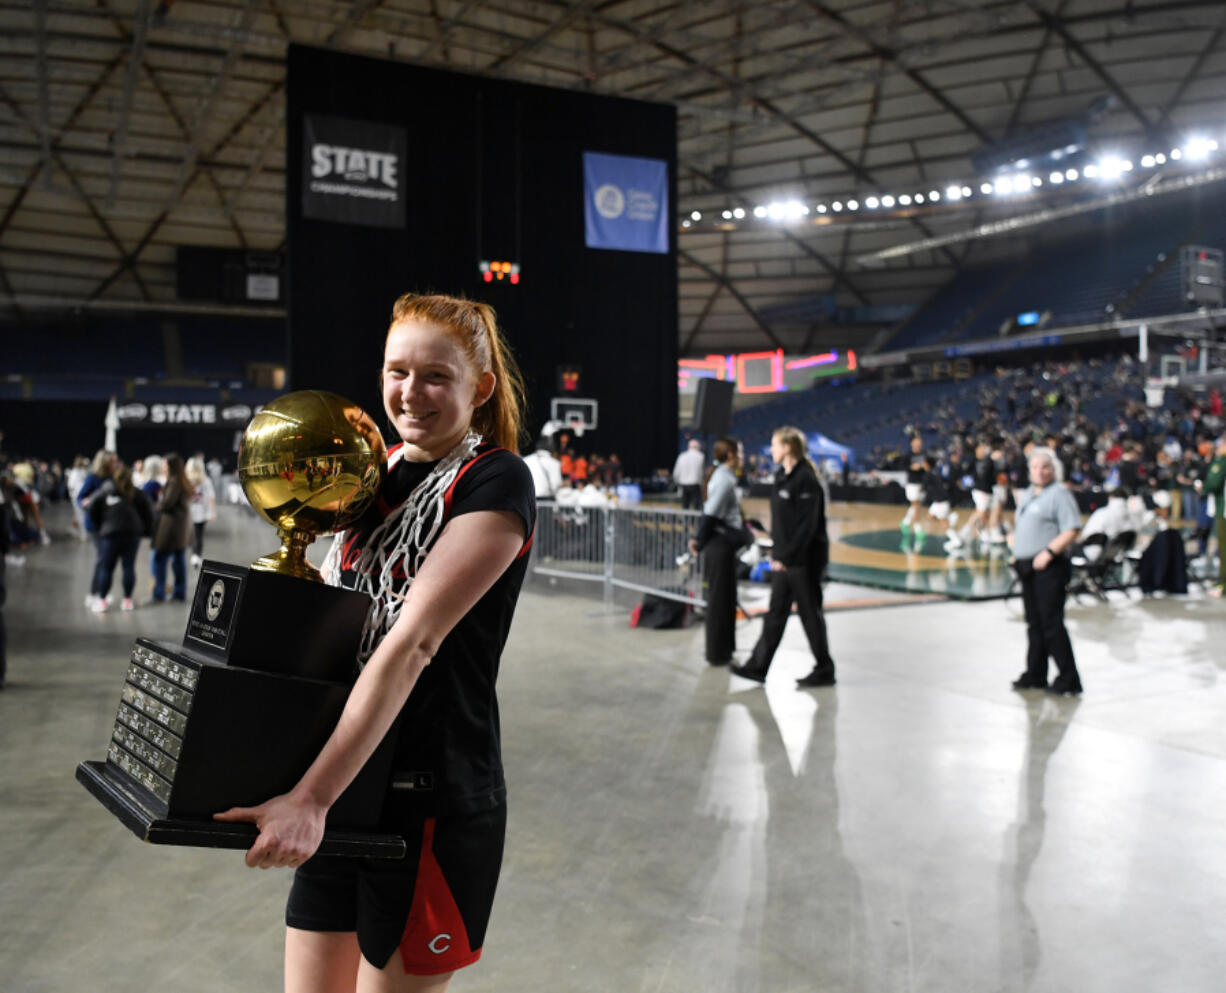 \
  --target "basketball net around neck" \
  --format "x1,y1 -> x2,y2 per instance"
322,429 -> 483,666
